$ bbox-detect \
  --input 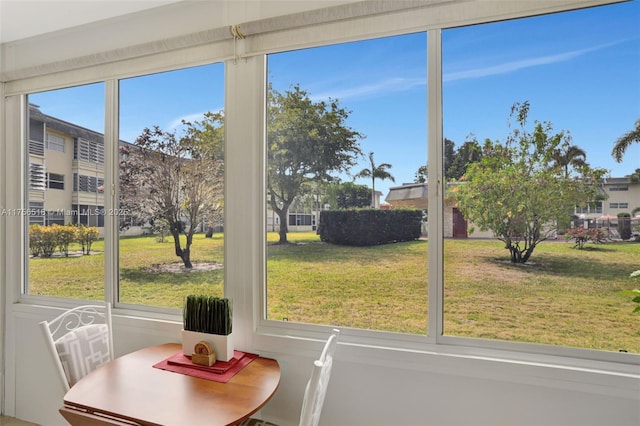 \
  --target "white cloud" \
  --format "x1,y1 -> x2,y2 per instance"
166,112 -> 207,132
312,77 -> 425,102
444,43 -> 615,82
